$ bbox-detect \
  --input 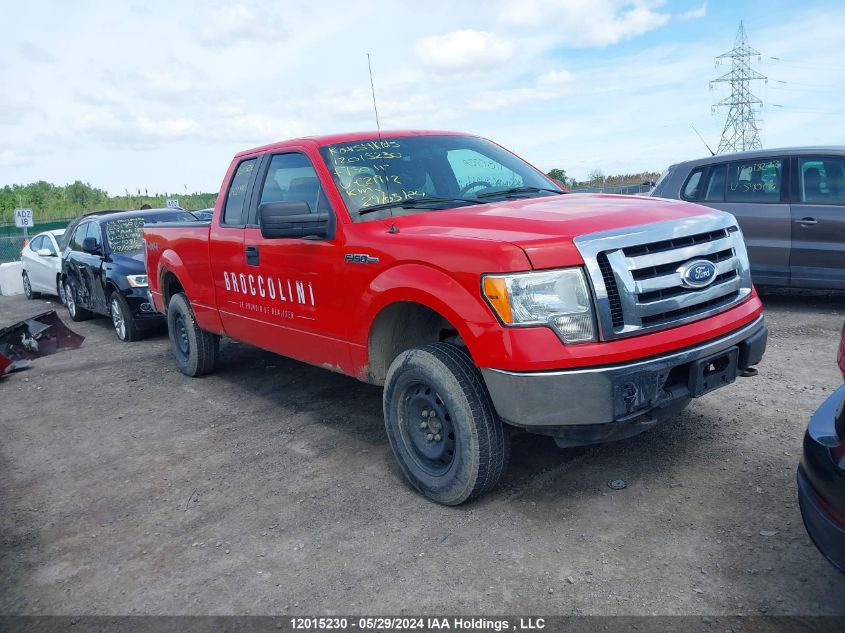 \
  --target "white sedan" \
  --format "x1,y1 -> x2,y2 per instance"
21,229 -> 66,303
